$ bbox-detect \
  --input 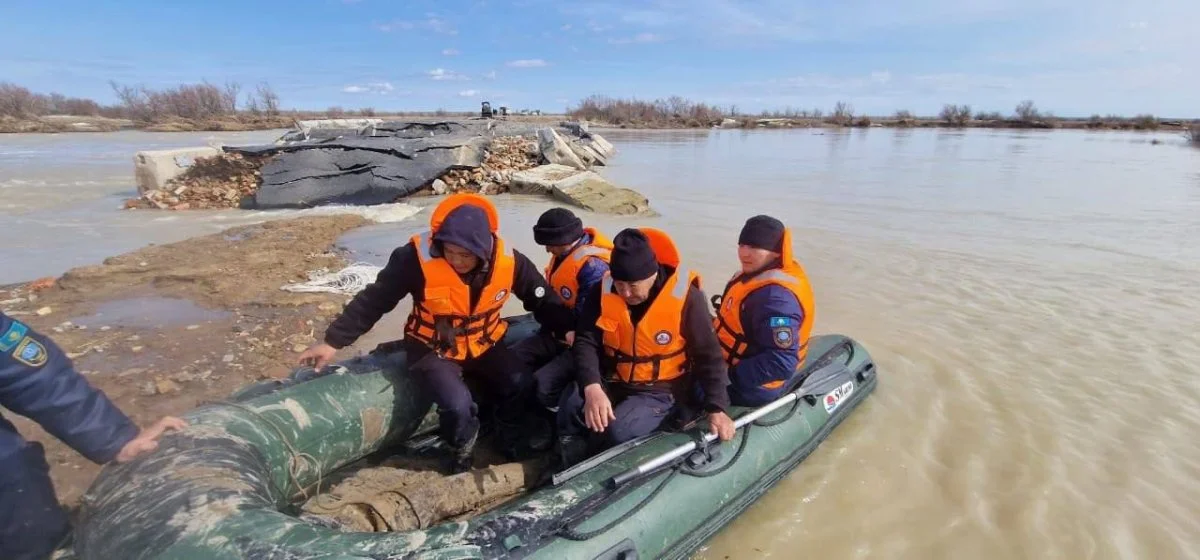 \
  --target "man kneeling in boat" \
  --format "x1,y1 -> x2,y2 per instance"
557,228 -> 735,466
299,194 -> 573,473
511,208 -> 611,440
713,215 -> 815,406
